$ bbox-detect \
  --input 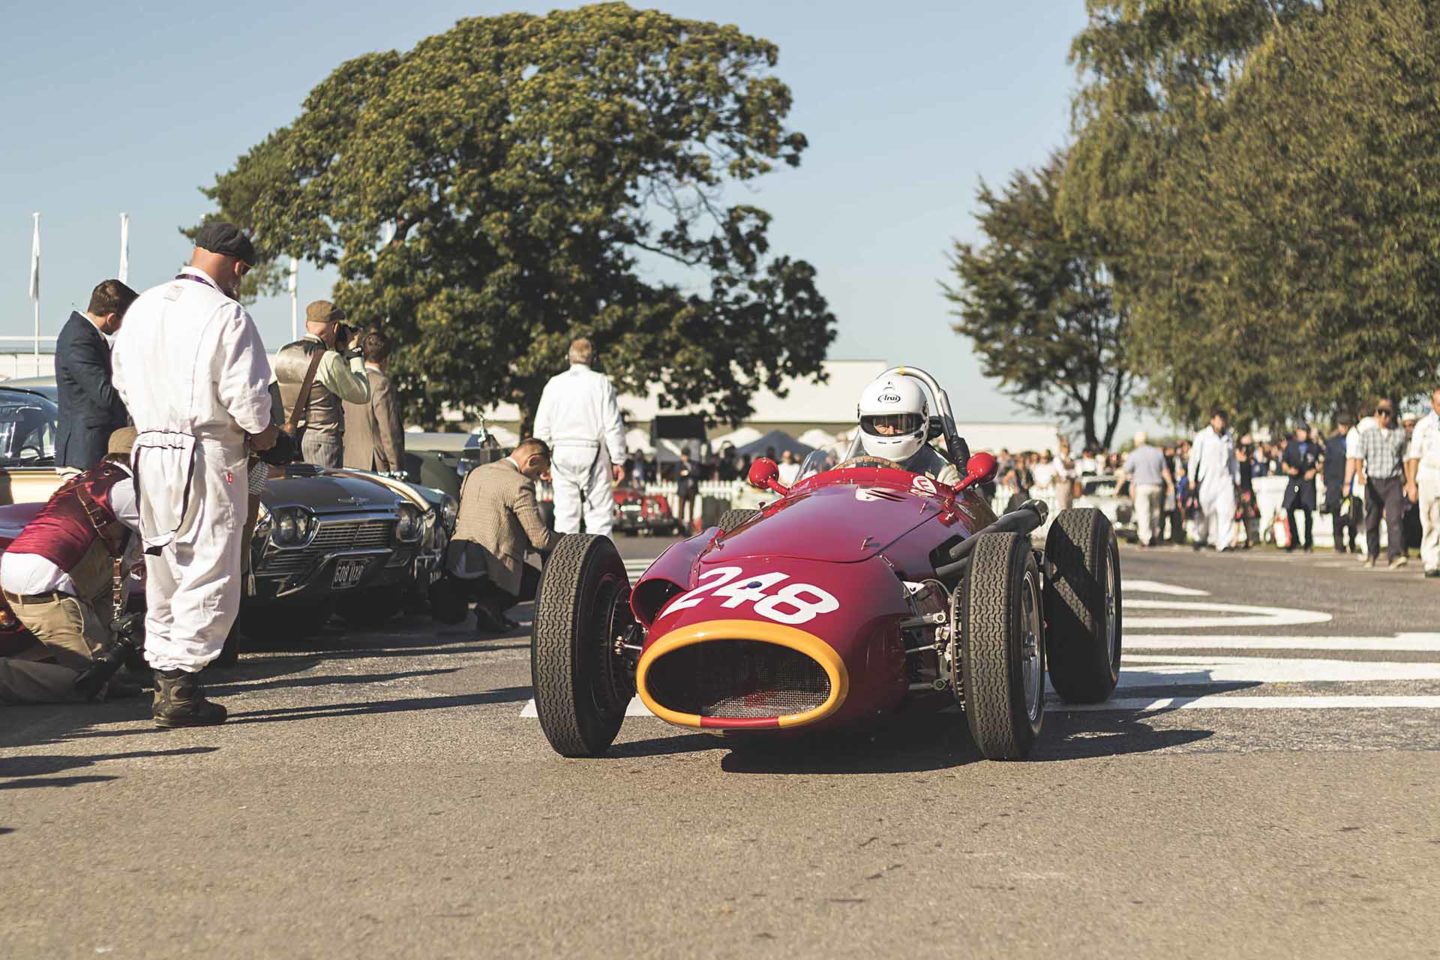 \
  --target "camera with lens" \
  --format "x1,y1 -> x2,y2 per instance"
334,322 -> 355,355
73,611 -> 146,701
